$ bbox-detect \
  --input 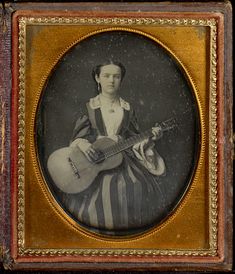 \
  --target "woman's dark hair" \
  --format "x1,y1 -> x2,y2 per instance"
92,60 -> 126,82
